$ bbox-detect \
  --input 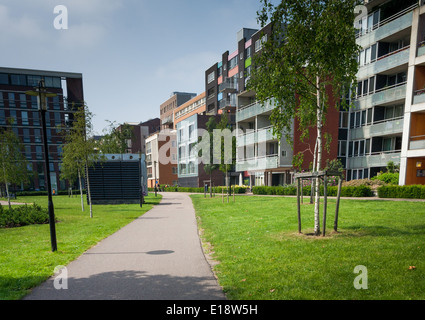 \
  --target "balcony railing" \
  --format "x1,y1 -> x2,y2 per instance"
355,4 -> 417,40
354,82 -> 407,109
237,99 -> 275,122
347,151 -> 401,169
413,89 -> 425,105
358,46 -> 410,79
410,135 -> 425,150
418,41 -> 425,57
236,154 -> 279,171
237,126 -> 277,147
349,117 -> 404,140
219,78 -> 238,93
